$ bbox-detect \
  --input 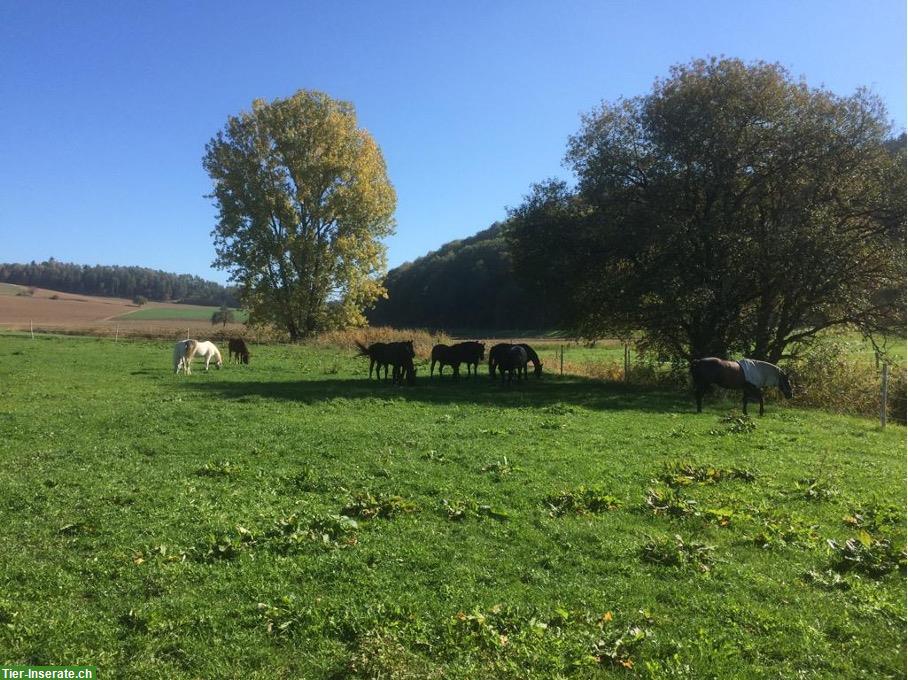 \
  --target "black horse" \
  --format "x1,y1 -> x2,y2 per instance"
431,341 -> 485,378
392,354 -> 417,385
690,357 -> 792,415
355,341 -> 416,383
489,343 -> 542,380
494,345 -> 527,384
